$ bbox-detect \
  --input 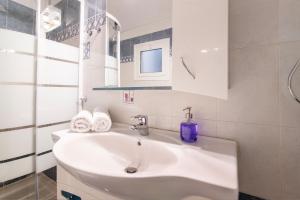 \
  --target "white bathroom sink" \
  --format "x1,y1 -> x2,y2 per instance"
53,128 -> 238,200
